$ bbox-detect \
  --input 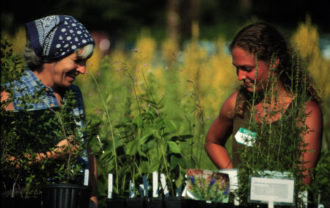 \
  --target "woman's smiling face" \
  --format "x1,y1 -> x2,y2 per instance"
49,53 -> 87,89
232,47 -> 275,93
